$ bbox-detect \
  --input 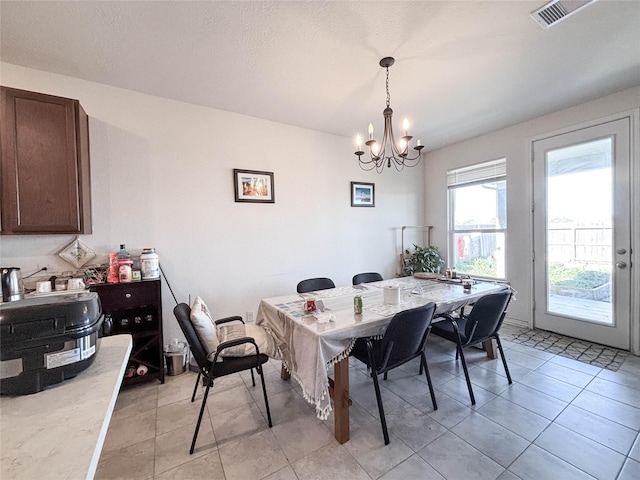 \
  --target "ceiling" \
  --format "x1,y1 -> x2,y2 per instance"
1,1 -> 639,152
